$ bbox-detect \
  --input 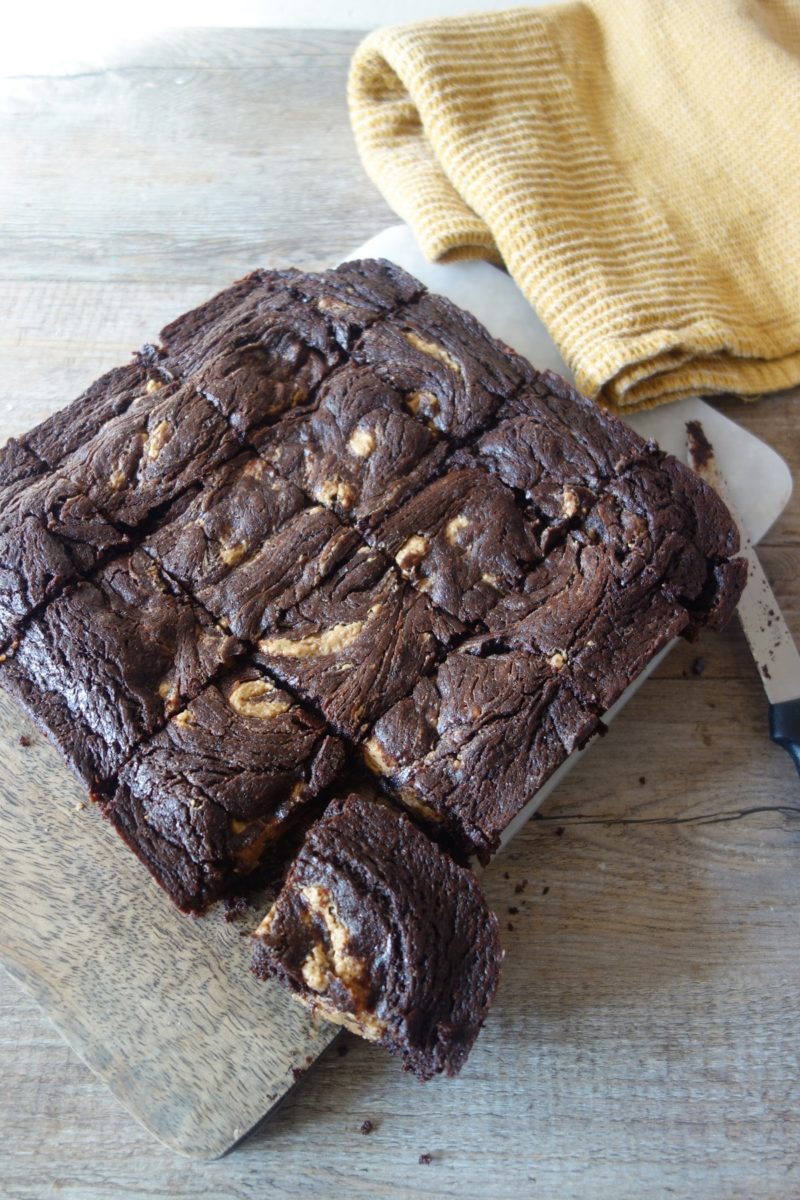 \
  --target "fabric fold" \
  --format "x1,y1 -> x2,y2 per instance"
349,2 -> 800,411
